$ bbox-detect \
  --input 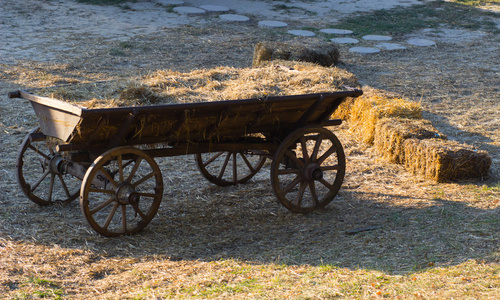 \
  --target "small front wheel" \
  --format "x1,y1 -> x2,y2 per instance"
80,147 -> 163,237
16,127 -> 80,206
271,126 -> 346,213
